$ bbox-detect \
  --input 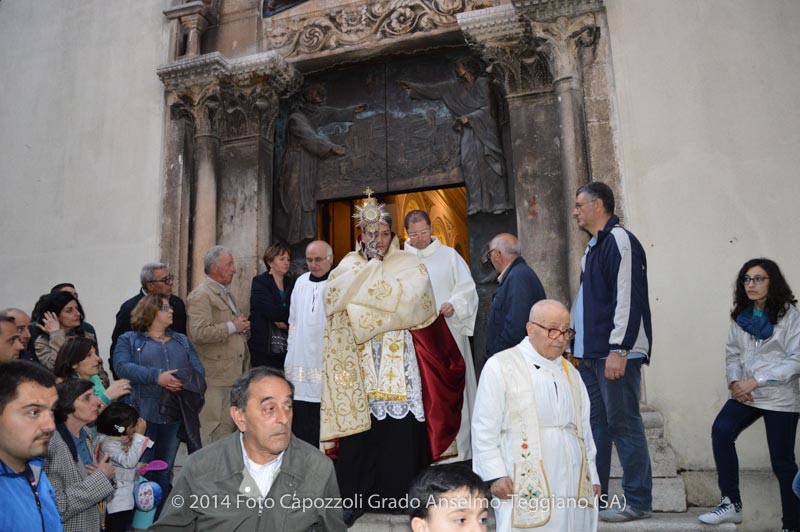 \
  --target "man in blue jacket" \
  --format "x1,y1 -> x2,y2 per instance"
486,233 -> 546,357
0,360 -> 63,531
571,181 -> 653,522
